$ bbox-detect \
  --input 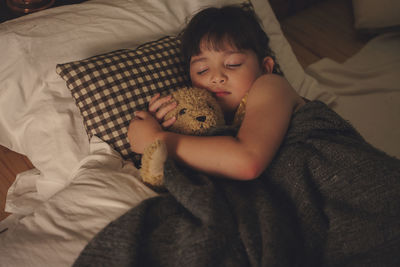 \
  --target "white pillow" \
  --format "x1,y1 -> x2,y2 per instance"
0,137 -> 157,266
352,0 -> 400,30
0,0 -> 335,201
